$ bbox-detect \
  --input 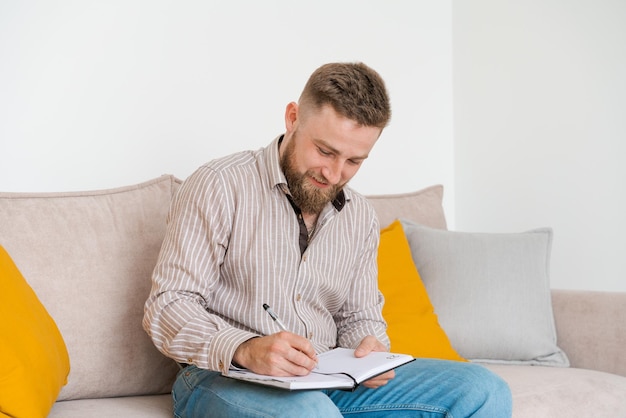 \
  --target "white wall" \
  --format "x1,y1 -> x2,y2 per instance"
0,0 -> 454,212
3,1 -> 624,292
453,0 -> 626,291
